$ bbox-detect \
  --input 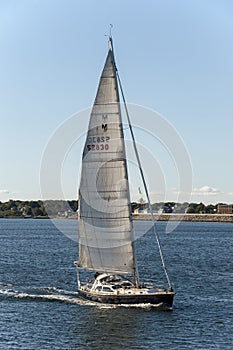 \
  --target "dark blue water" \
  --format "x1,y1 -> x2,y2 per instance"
0,219 -> 232,349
